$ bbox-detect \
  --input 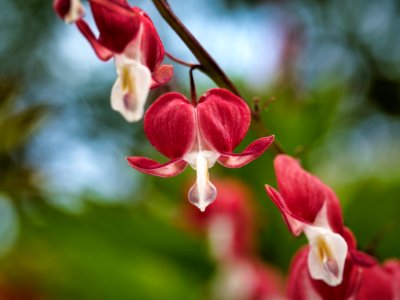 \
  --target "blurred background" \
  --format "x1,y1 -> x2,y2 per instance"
0,0 -> 399,298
